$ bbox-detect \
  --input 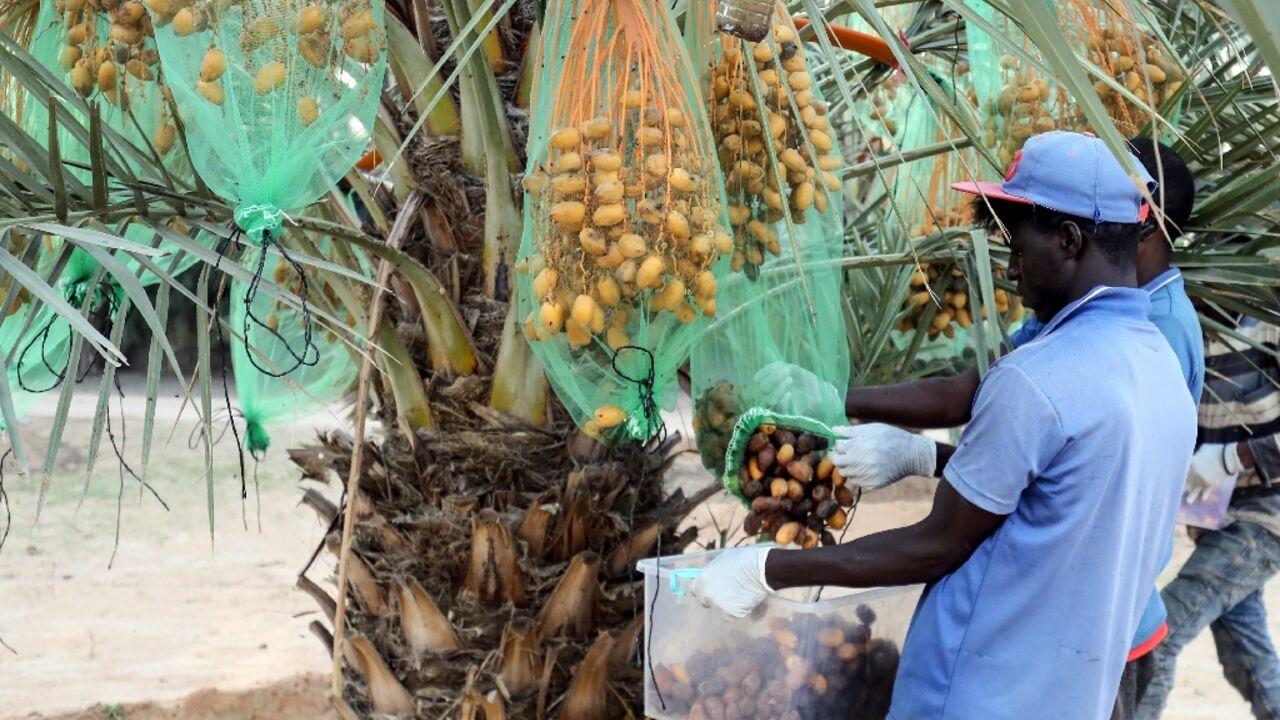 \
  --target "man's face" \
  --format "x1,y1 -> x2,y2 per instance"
1004,216 -> 1067,322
